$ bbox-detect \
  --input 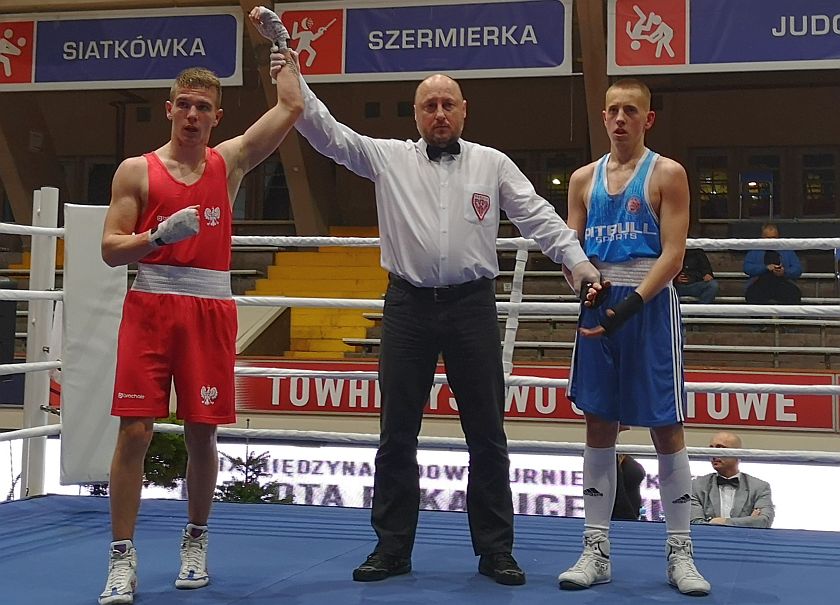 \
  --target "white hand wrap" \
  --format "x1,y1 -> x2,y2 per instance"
150,207 -> 199,246
565,260 -> 601,295
252,6 -> 290,50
